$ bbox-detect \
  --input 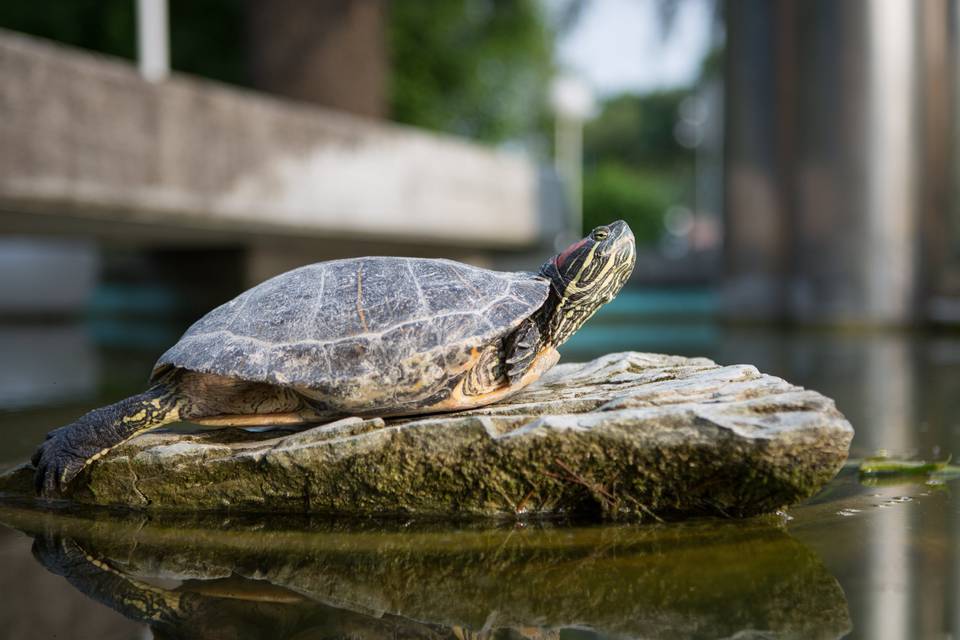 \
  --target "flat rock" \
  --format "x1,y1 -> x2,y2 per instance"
2,351 -> 853,518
